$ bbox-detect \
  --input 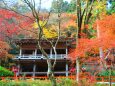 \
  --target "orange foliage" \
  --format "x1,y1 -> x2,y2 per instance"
61,13 -> 77,21
69,15 -> 115,59
0,8 -> 34,39
69,38 -> 91,59
0,41 -> 10,58
62,20 -> 77,29
0,8 -> 34,57
61,13 -> 77,29
84,24 -> 89,29
95,14 -> 115,49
